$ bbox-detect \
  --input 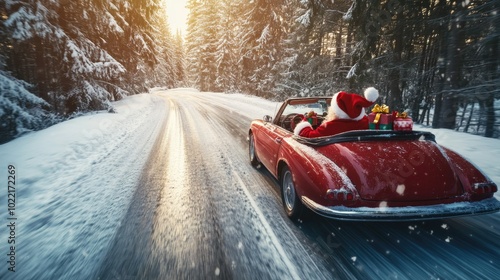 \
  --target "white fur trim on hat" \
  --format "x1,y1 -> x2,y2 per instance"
294,121 -> 312,136
364,87 -> 379,102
